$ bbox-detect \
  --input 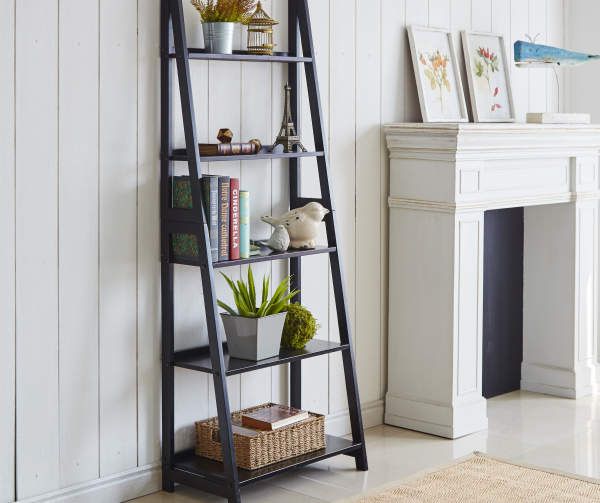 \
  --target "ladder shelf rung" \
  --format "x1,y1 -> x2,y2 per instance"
169,149 -> 324,162
171,246 -> 336,268
172,435 -> 361,488
173,339 -> 350,376
170,49 -> 313,63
